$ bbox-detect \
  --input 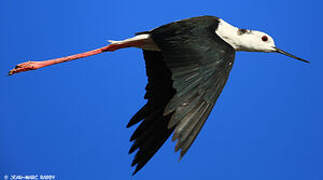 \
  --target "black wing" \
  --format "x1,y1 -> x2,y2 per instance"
127,50 -> 176,175
127,16 -> 236,175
